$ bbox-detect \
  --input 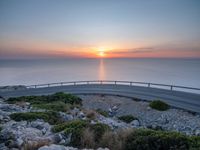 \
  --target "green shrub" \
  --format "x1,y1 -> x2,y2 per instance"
53,120 -> 89,147
52,120 -> 89,133
33,102 -> 70,112
125,129 -> 189,150
118,115 -> 137,123
96,109 -> 109,117
149,100 -> 169,111
7,92 -> 82,105
53,120 -> 110,147
189,136 -> 200,149
10,111 -> 62,124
